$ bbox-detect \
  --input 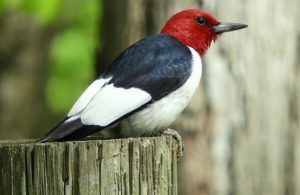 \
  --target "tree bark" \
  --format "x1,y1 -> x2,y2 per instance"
174,1 -> 300,195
